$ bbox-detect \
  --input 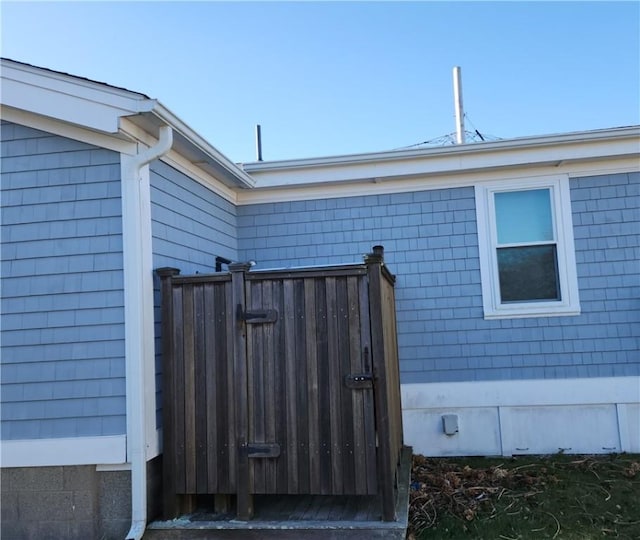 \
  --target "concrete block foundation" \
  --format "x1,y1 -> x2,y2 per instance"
1,464 -> 139,540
